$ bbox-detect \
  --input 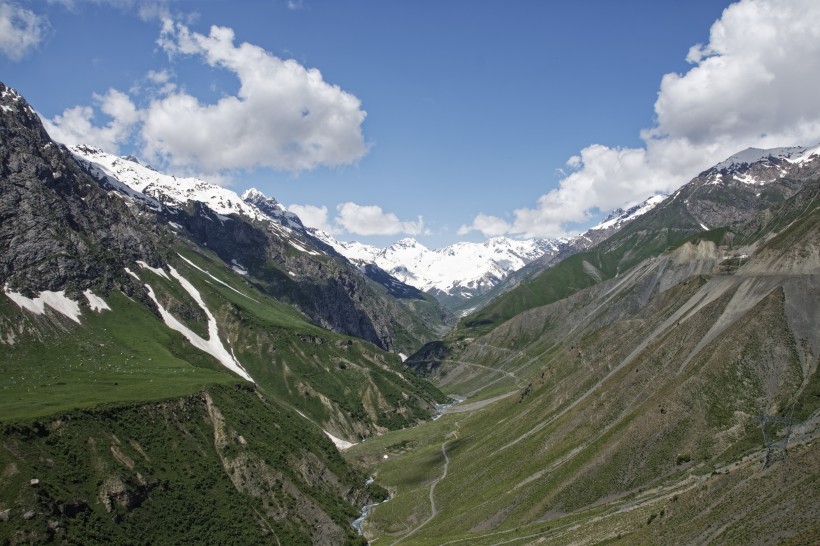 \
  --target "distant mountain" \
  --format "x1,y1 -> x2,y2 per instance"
316,195 -> 672,313
70,145 -> 448,352
313,232 -> 564,307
